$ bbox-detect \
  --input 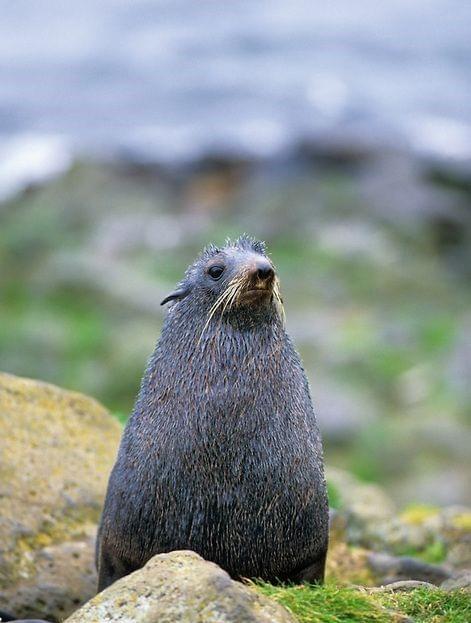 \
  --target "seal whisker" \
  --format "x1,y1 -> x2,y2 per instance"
198,277 -> 241,344
273,277 -> 285,324
215,279 -> 240,315
220,277 -> 245,315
